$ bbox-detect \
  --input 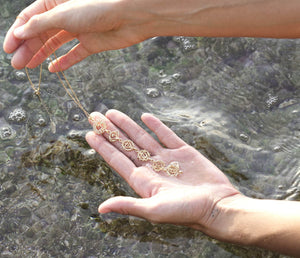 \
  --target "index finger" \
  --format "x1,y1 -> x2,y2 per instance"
3,0 -> 68,54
